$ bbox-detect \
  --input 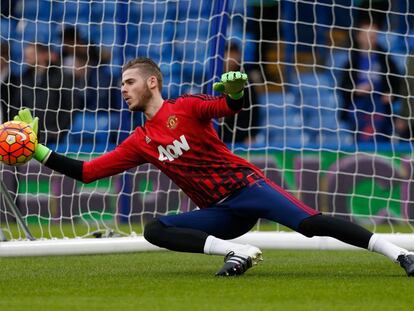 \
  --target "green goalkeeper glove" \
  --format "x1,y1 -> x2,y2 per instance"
213,71 -> 248,100
13,108 -> 51,163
